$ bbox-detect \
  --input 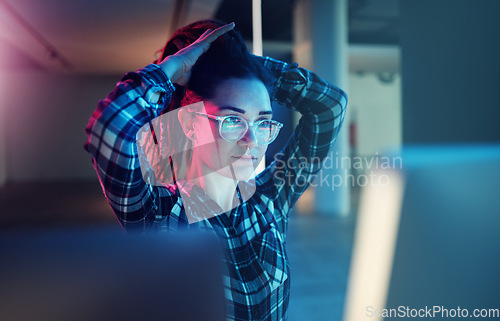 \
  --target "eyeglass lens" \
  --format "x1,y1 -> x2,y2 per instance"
221,117 -> 279,144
